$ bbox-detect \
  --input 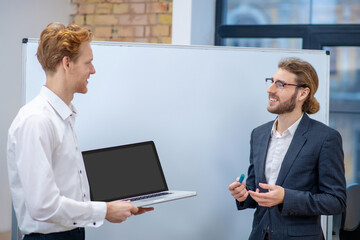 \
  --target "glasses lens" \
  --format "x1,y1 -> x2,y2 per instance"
266,78 -> 273,88
275,81 -> 284,89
